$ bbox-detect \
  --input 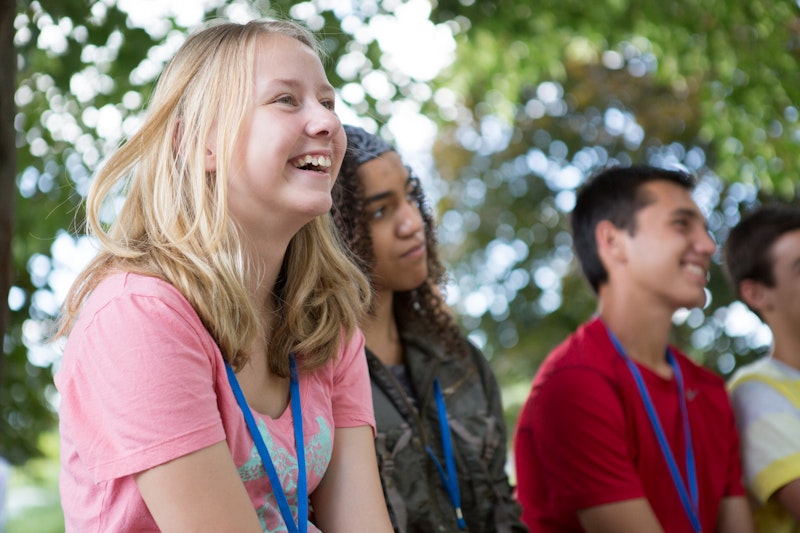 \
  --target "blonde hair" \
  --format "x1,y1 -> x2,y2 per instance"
58,19 -> 370,376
